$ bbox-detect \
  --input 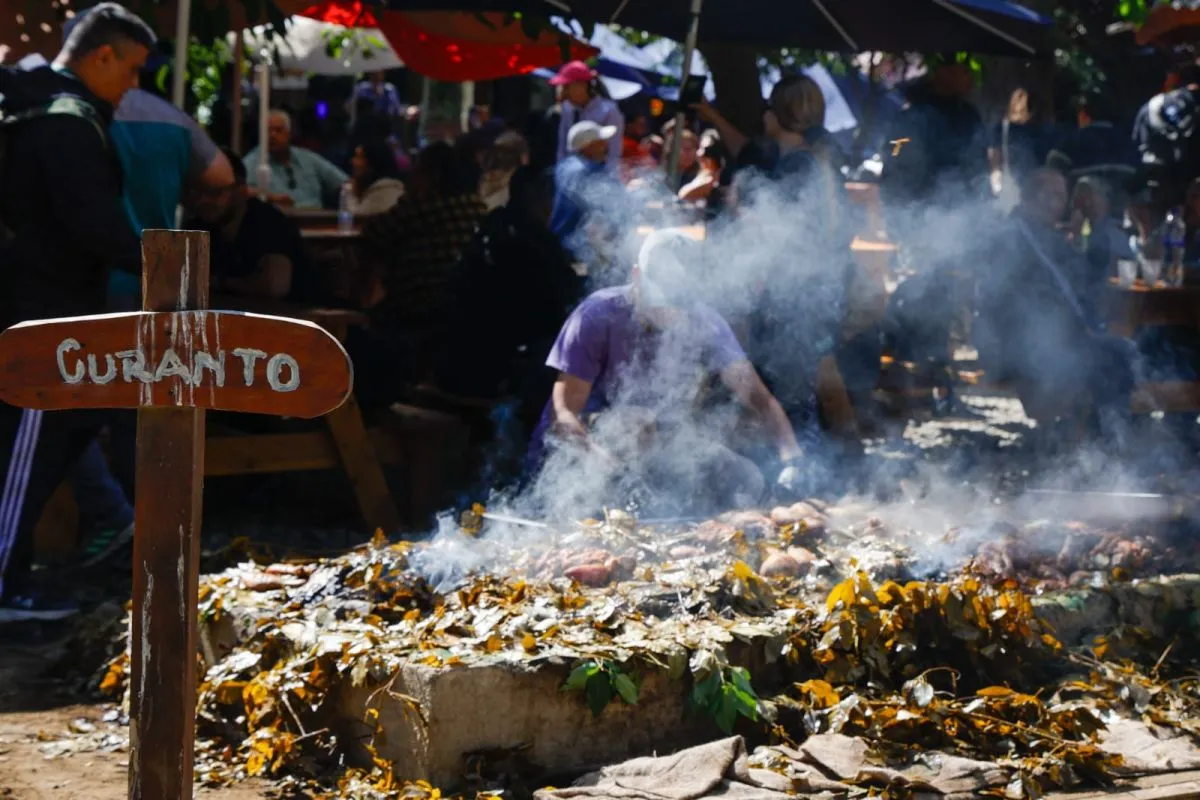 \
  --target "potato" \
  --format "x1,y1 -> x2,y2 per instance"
760,550 -> 804,578
564,563 -> 612,587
